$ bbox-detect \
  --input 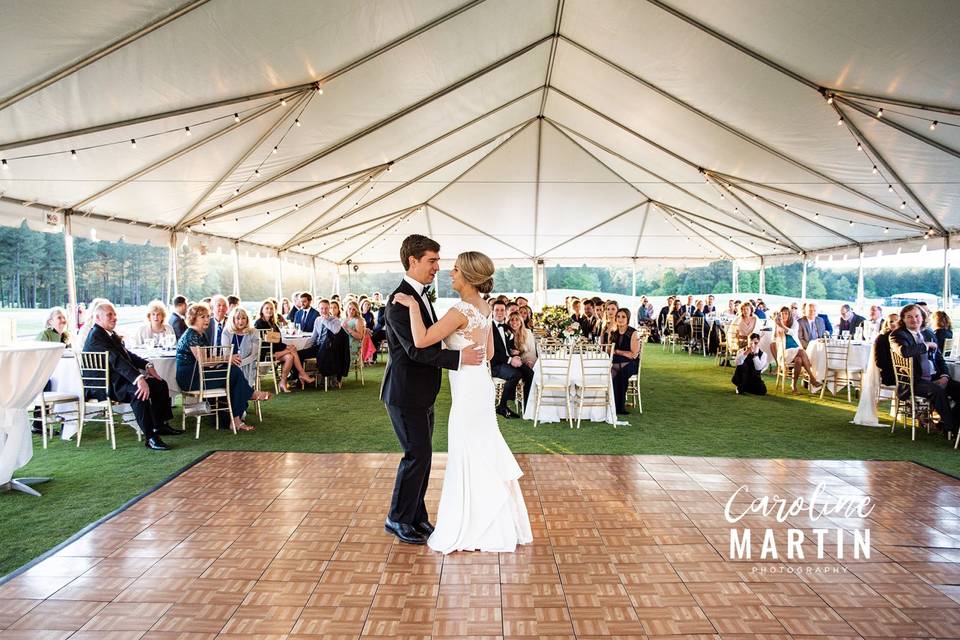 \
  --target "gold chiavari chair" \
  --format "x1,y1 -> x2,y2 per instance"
532,345 -> 573,429
688,316 -> 707,357
625,338 -> 644,413
255,328 -> 280,394
181,345 -> 236,438
574,343 -> 616,429
662,314 -> 680,353
819,339 -> 863,402
76,352 -> 121,449
890,351 -> 931,442
773,335 -> 799,393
